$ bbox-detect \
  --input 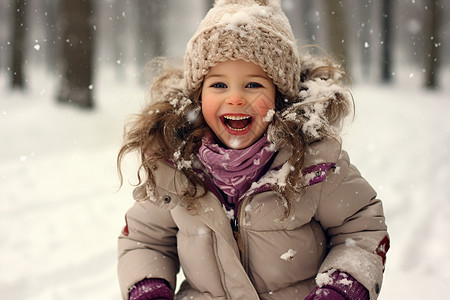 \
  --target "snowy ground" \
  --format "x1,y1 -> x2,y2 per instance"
1,66 -> 449,299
